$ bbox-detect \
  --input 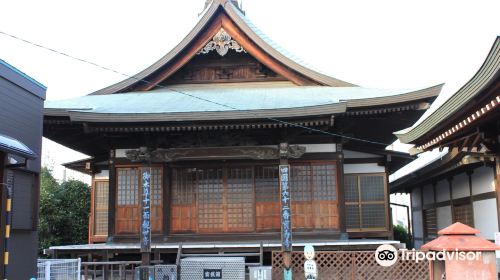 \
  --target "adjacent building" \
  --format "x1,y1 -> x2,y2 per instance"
44,0 -> 441,262
391,37 -> 500,248
0,59 -> 46,279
